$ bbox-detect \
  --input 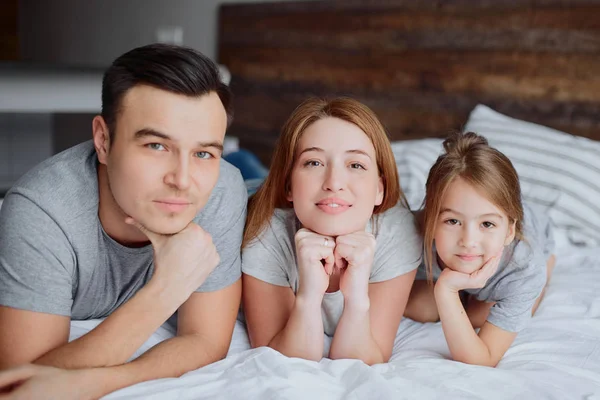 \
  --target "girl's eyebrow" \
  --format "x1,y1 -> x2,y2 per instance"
440,208 -> 504,219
